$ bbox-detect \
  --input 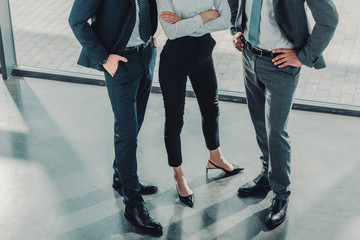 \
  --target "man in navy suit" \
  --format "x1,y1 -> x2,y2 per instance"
69,0 -> 162,235
228,0 -> 338,226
